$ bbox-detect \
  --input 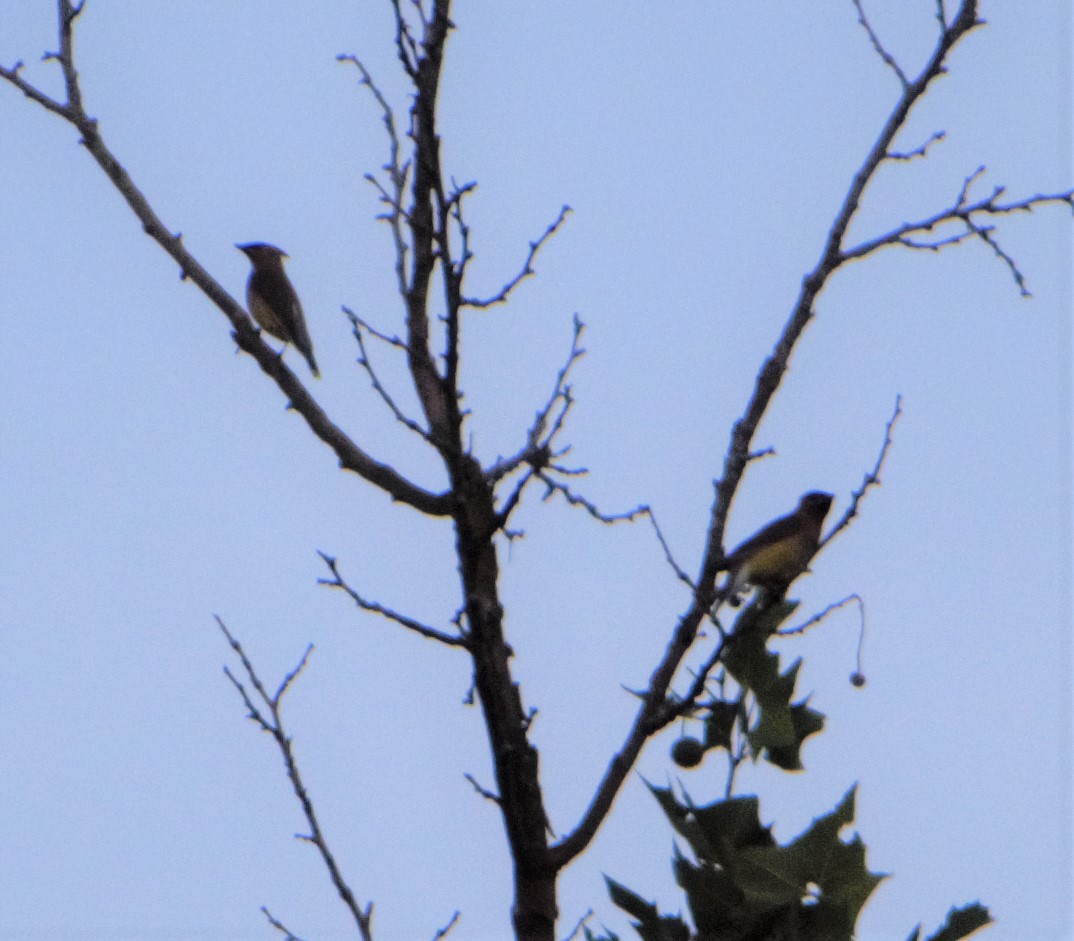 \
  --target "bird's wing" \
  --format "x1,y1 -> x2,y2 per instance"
722,511 -> 802,570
